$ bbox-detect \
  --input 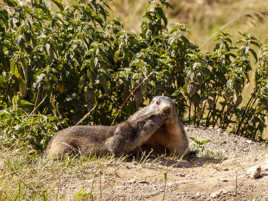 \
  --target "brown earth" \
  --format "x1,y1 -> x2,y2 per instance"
54,126 -> 268,201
